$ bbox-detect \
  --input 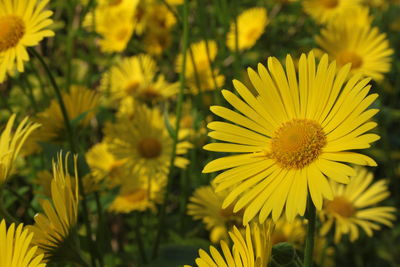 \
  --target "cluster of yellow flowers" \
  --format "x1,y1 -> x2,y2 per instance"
0,0 -> 398,266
